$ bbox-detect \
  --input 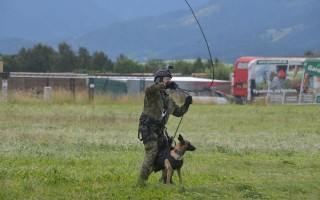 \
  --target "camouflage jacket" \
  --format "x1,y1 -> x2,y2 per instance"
142,82 -> 189,127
